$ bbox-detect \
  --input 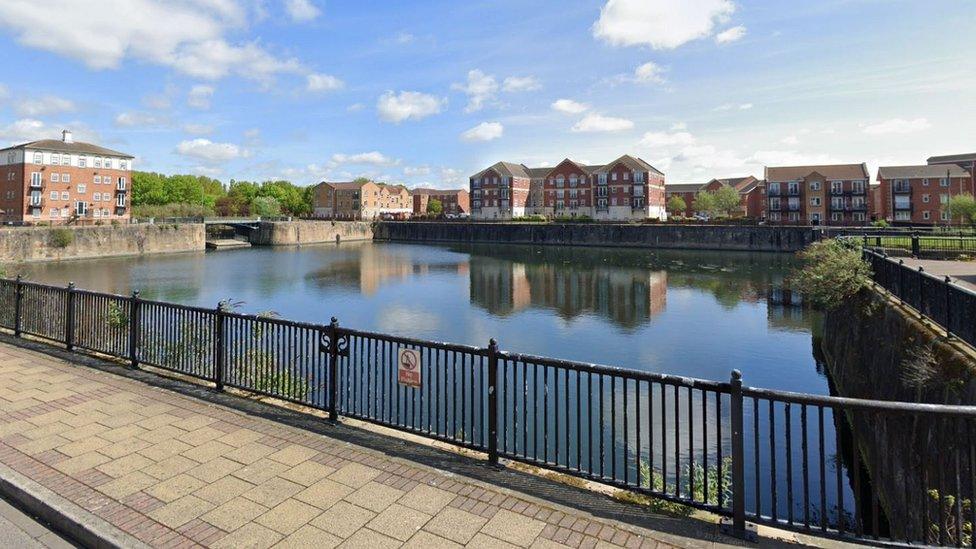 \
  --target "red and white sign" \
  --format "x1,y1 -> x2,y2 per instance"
397,348 -> 421,388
